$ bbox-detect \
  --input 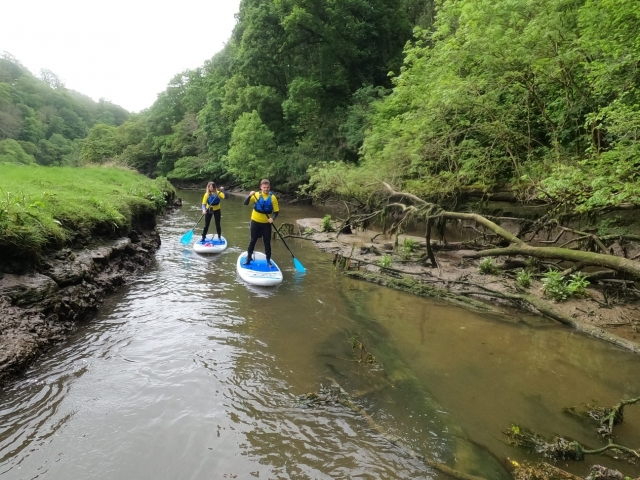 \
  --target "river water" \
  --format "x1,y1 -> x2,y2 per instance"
1,190 -> 640,479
